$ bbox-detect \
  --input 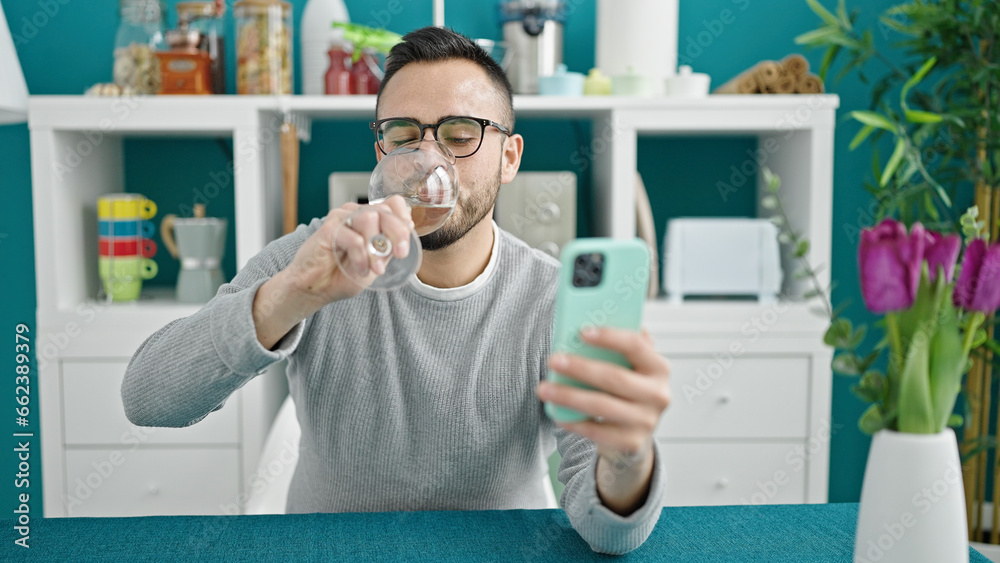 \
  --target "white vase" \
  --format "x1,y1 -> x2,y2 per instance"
301,0 -> 350,96
854,429 -> 969,563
